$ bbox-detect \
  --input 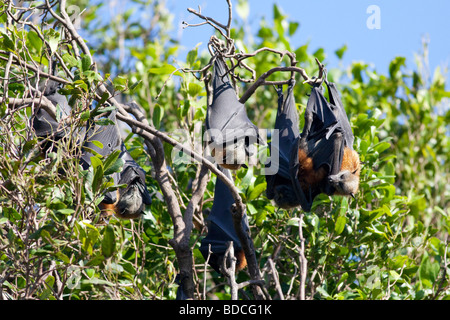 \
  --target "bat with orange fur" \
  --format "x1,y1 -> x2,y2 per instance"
265,80 -> 303,209
206,57 -> 263,170
199,167 -> 249,274
290,79 -> 361,211
31,65 -> 151,220
266,77 -> 360,212
80,109 -> 152,219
